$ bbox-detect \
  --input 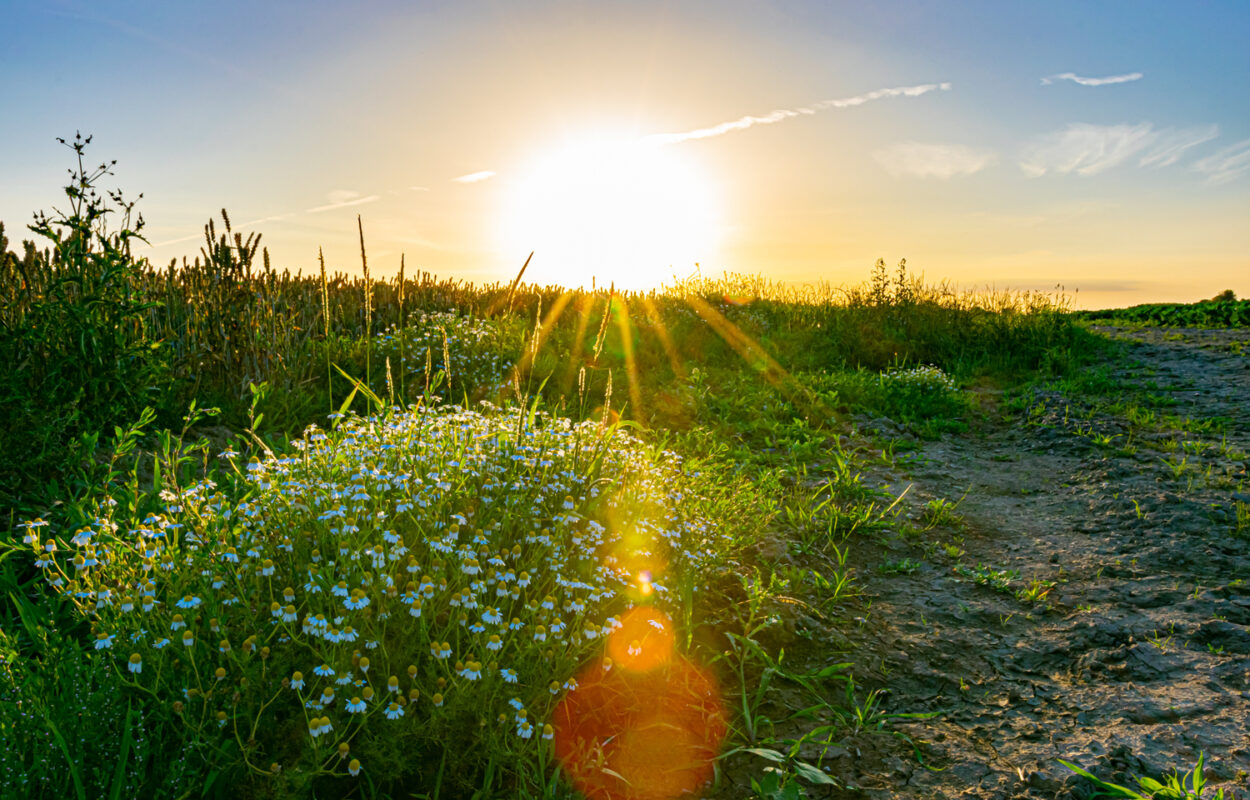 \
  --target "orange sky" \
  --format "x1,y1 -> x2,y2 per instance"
2,1 -> 1248,308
